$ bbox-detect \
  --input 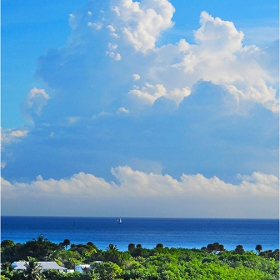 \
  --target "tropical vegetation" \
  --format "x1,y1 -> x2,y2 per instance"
1,237 -> 279,279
